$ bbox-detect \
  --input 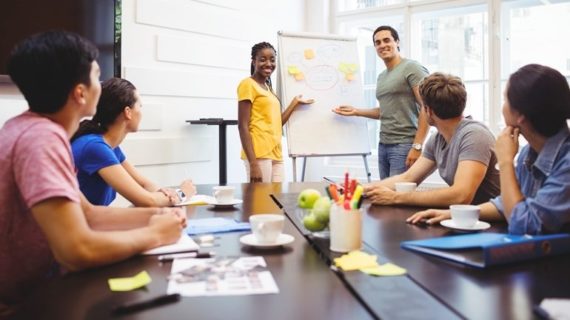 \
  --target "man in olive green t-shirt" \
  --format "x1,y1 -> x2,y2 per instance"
333,25 -> 429,179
